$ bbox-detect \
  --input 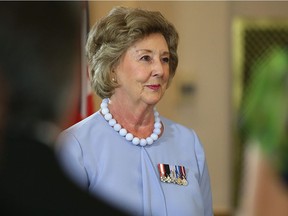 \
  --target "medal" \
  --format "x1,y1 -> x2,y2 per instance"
170,166 -> 176,183
158,163 -> 167,182
164,164 -> 171,183
158,163 -> 188,186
